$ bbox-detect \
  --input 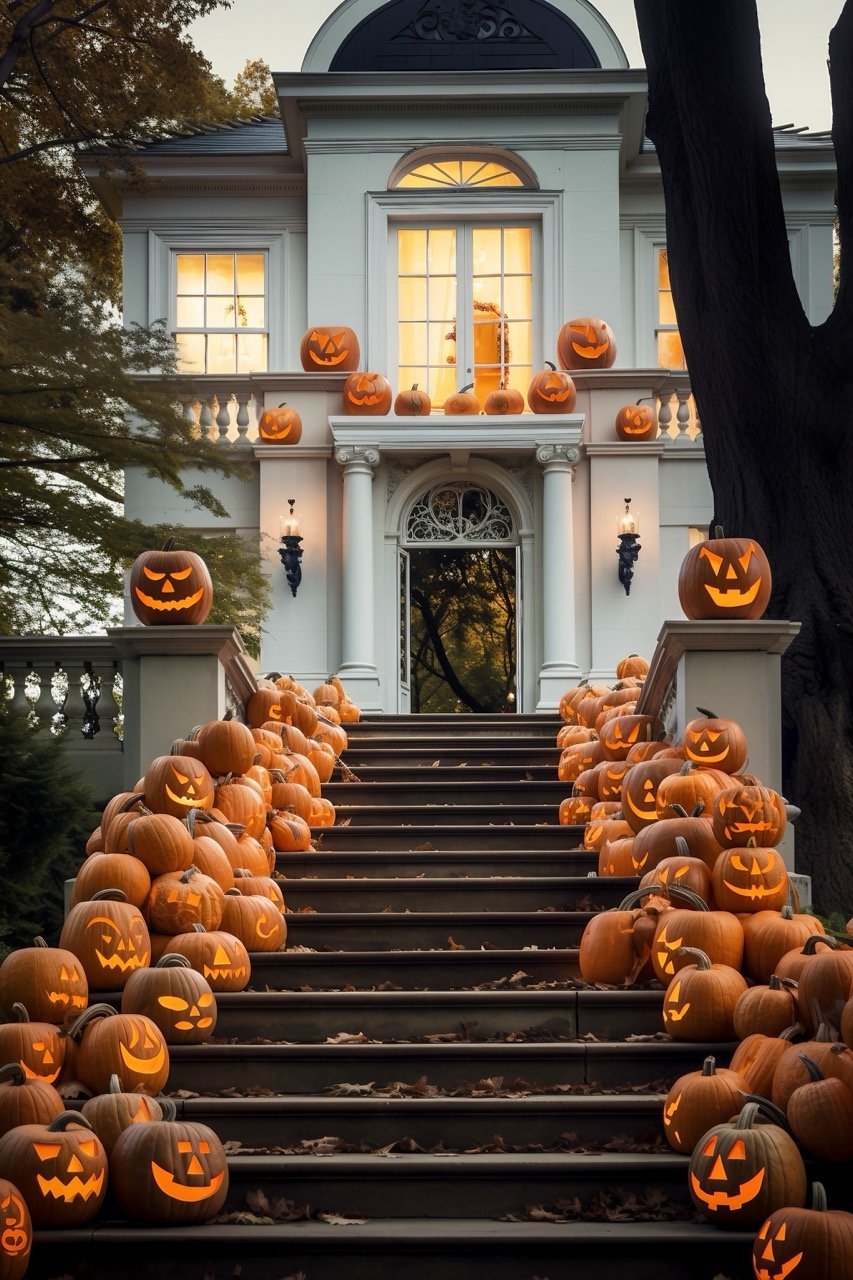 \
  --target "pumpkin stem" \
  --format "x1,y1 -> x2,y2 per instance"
48,1110 -> 96,1133
701,1056 -> 717,1077
33,936 -> 48,948
780,1021 -> 805,1041
695,707 -> 718,719
108,1074 -> 122,1094
87,888 -> 129,902
545,361 -> 556,371
712,525 -> 724,539
798,1053 -> 824,1082
156,954 -> 193,969
10,1002 -> 30,1022
810,1182 -> 828,1213
737,1095 -> 791,1131
158,1098 -> 178,1122
66,1003 -> 117,1040
803,933 -> 836,954
411,383 -> 418,391
0,1063 -> 26,1086
459,382 -> 474,393
676,946 -> 712,970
